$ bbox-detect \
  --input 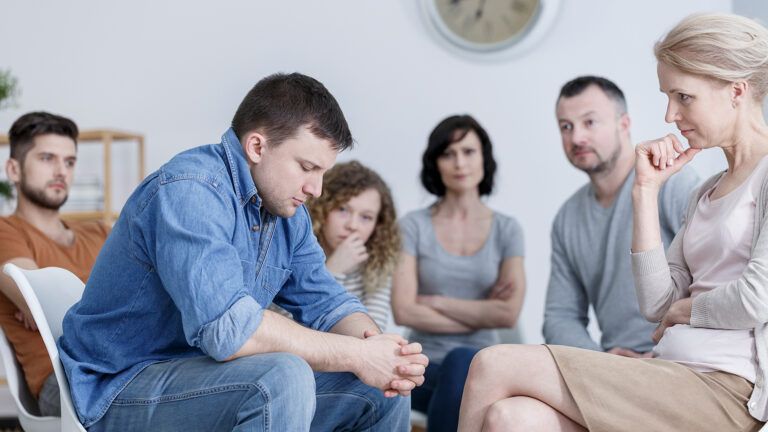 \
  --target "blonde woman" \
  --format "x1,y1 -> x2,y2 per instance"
307,160 -> 400,331
459,13 -> 768,432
